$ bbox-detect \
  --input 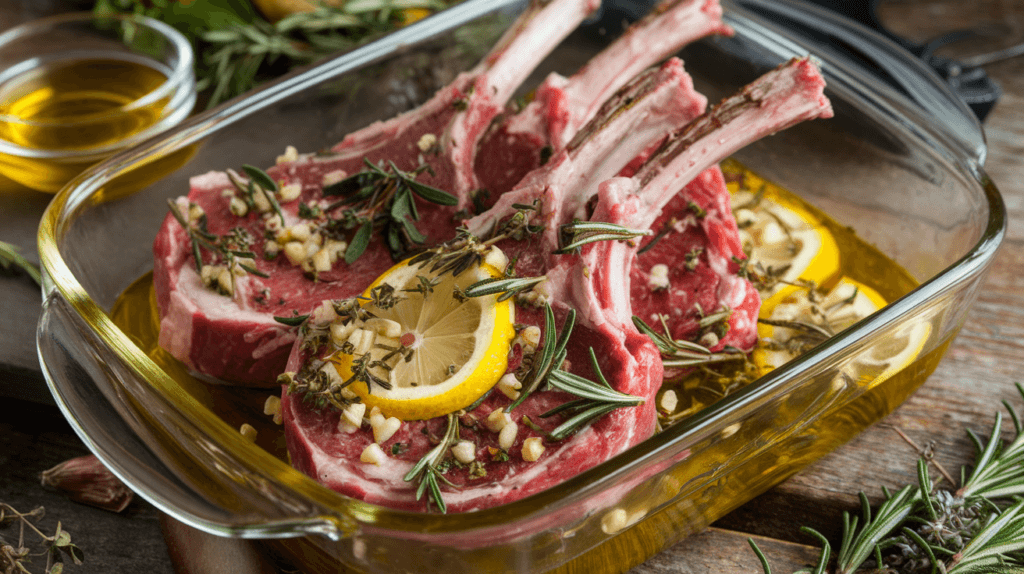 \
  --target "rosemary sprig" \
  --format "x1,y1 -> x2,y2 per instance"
0,240 -> 41,286
403,413 -> 459,513
555,220 -> 651,254
507,304 -> 574,412
463,275 -> 546,302
542,348 -> 645,440
750,383 -> 1024,574
322,159 -> 456,263
96,0 -> 448,108
958,385 -> 1024,500
632,315 -> 747,369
